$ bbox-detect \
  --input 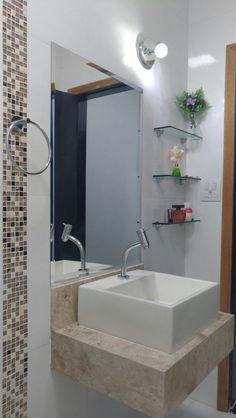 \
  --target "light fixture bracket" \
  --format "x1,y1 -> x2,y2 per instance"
136,34 -> 168,69
136,37 -> 156,70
